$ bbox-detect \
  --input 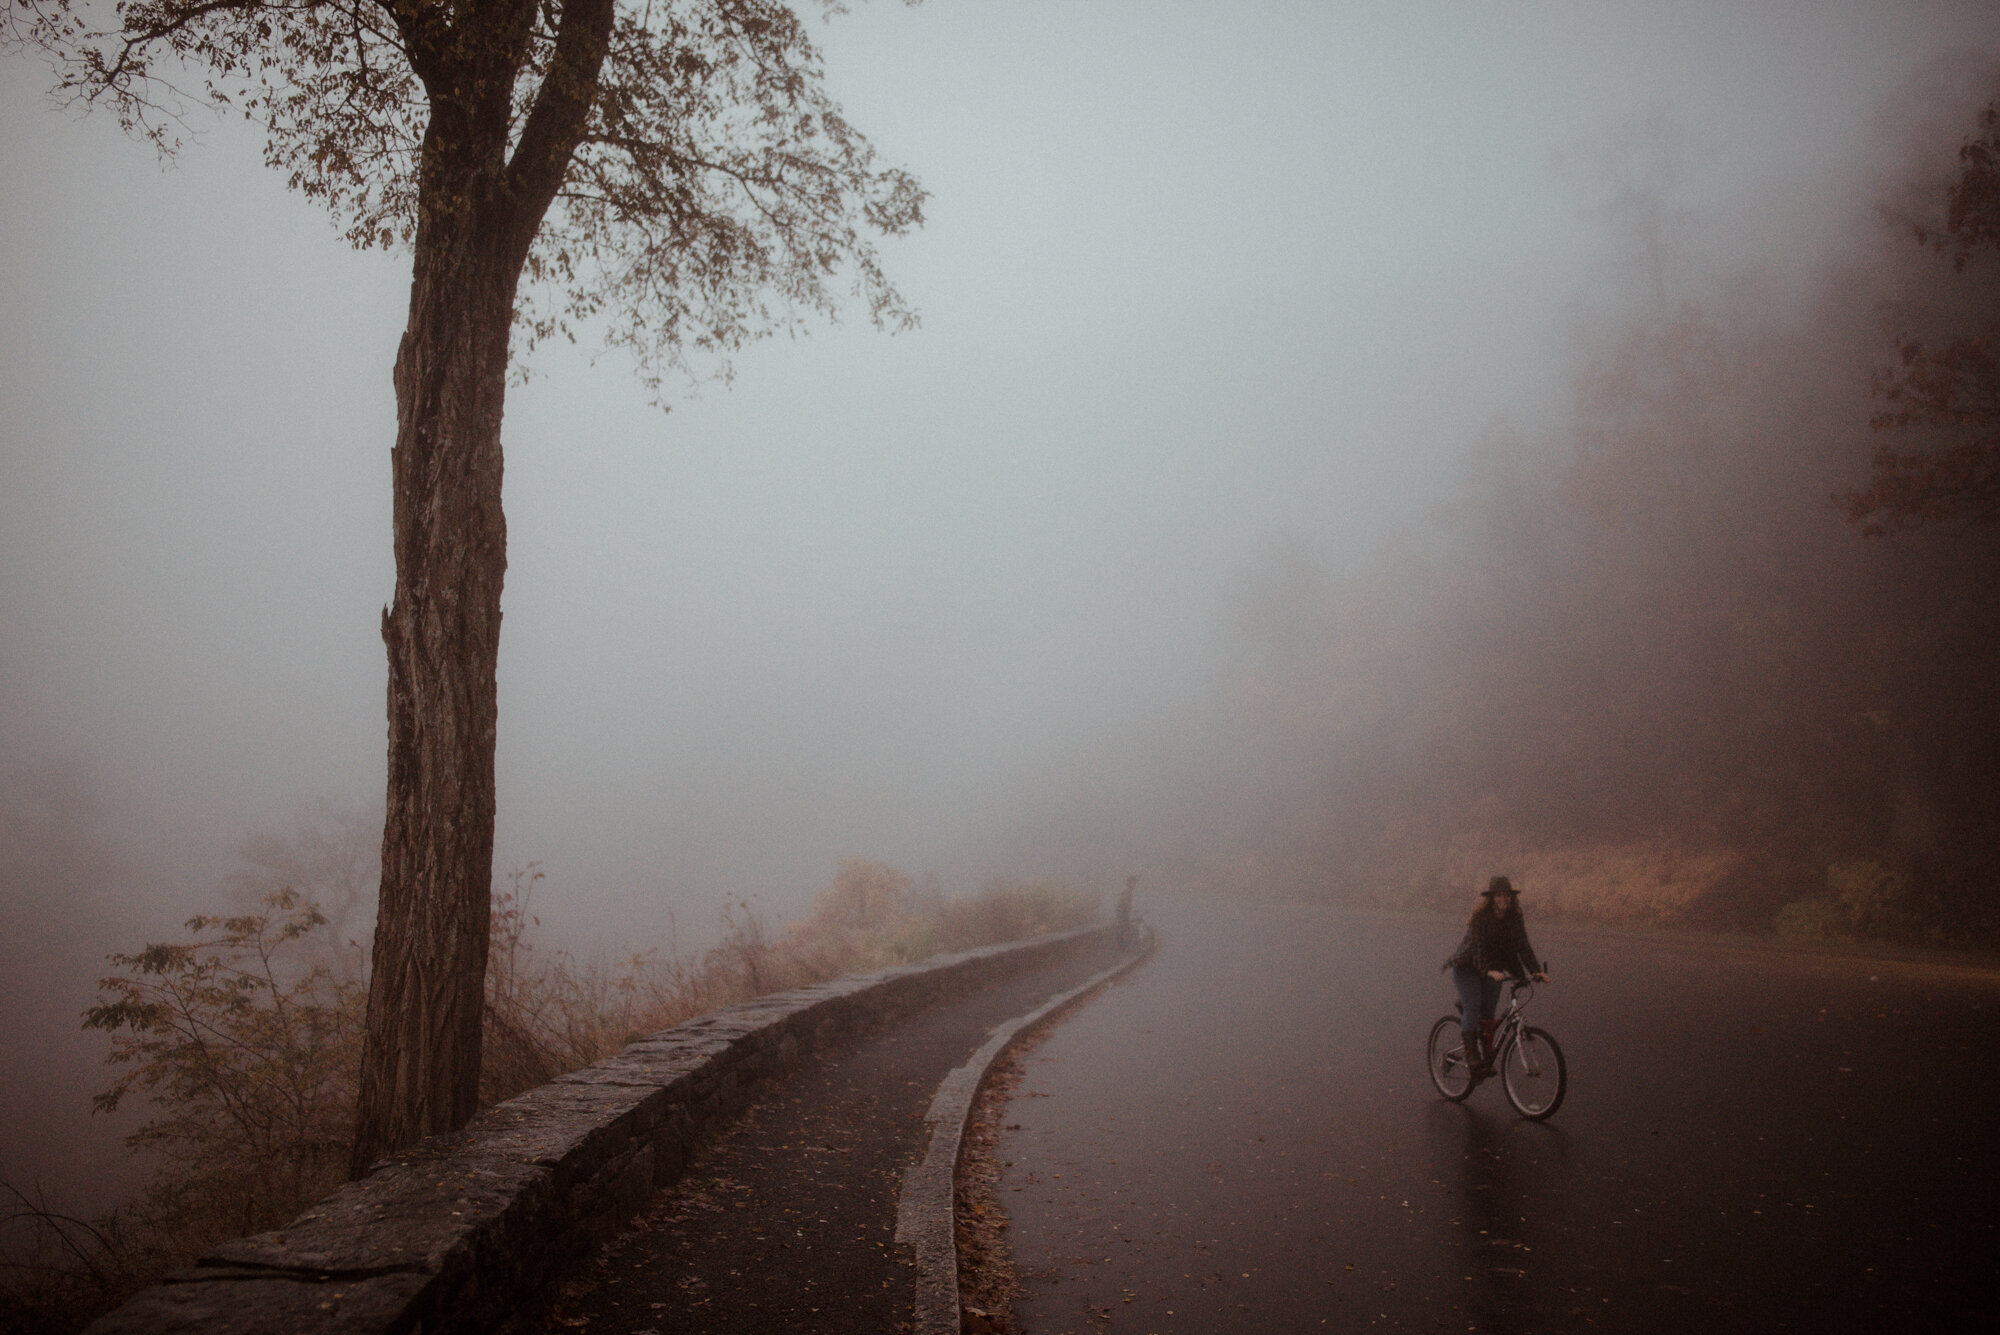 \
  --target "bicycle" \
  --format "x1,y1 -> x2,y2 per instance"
1427,978 -> 1566,1119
